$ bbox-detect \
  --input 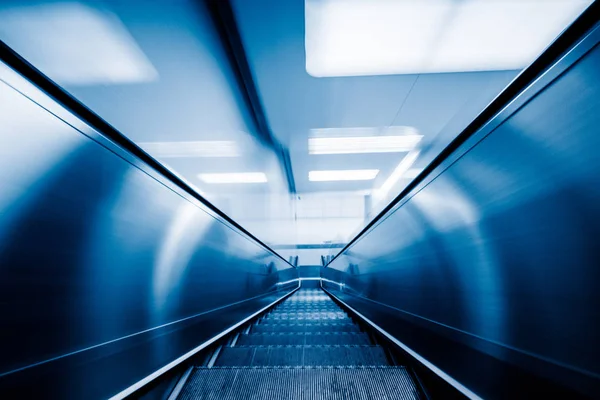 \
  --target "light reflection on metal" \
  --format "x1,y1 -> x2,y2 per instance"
0,79 -> 82,243
153,203 -> 212,311
412,180 -> 506,340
